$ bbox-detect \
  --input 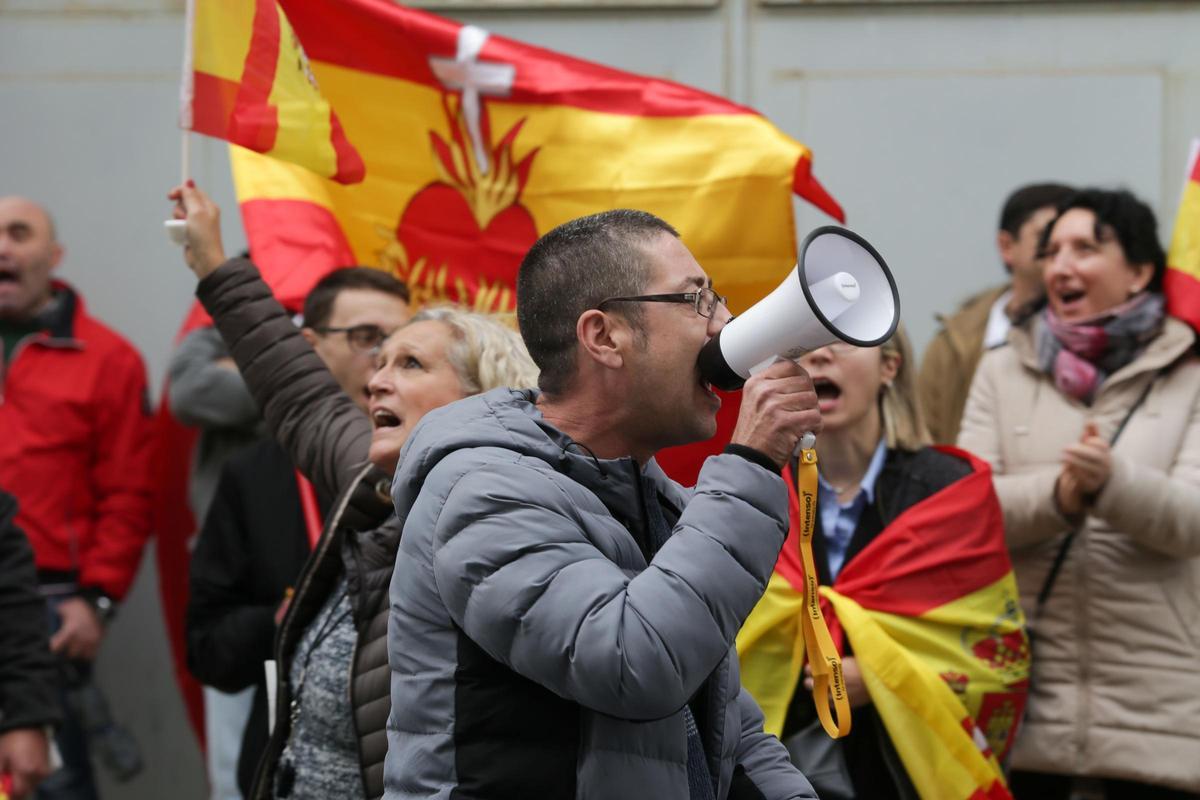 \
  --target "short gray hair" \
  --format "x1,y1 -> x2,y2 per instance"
409,306 -> 539,394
